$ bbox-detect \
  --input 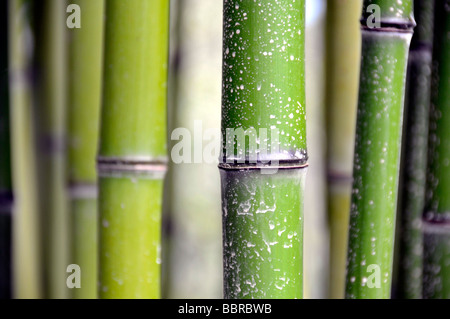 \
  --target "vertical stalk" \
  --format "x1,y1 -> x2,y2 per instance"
423,0 -> 450,299
9,0 -> 43,299
34,0 -> 69,299
98,0 -> 169,299
220,0 -> 307,299
346,0 -> 415,299
67,0 -> 104,299
0,0 -> 12,300
163,0 -> 223,299
396,0 -> 434,299
325,0 -> 362,299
